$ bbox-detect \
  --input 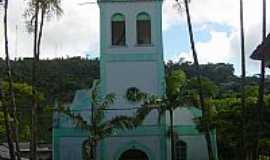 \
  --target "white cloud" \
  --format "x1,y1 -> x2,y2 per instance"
178,31 -> 233,63
0,0 -> 100,59
0,0 -> 269,75
167,0 -> 270,75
